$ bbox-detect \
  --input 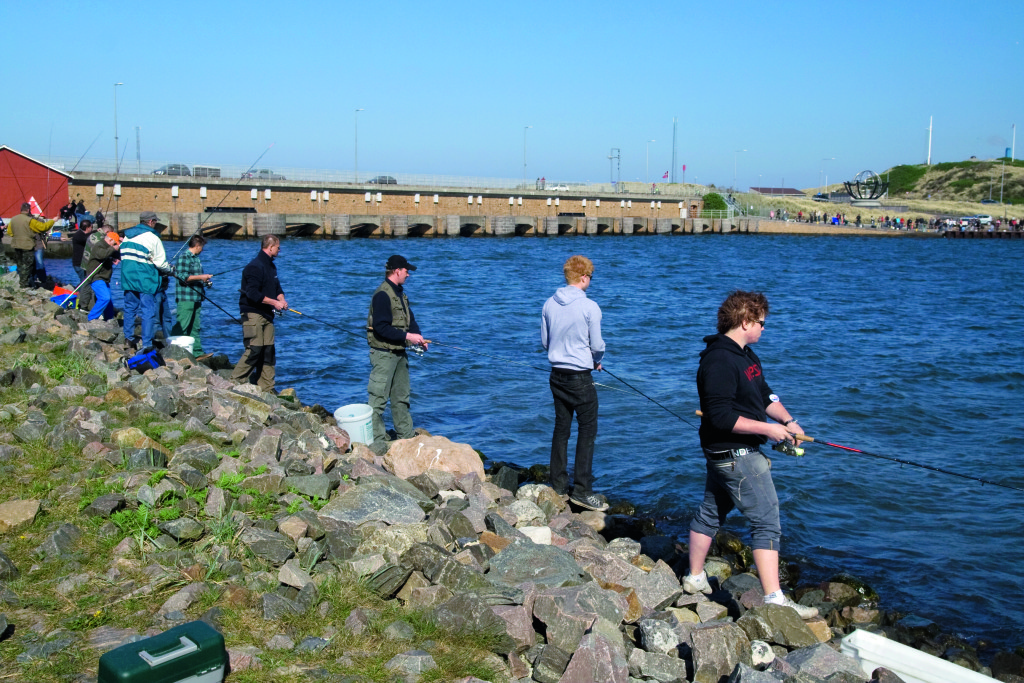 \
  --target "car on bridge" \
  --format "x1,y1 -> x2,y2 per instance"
244,169 -> 286,180
368,175 -> 397,185
548,184 -> 569,191
153,163 -> 191,176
